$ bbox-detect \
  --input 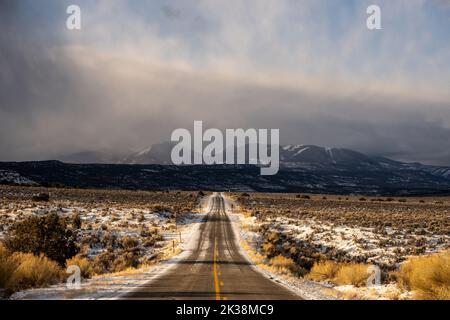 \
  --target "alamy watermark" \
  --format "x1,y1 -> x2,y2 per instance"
171,121 -> 279,175
66,265 -> 81,289
367,265 -> 381,287
366,5 -> 382,30
66,5 -> 81,30
65,4 -> 381,31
